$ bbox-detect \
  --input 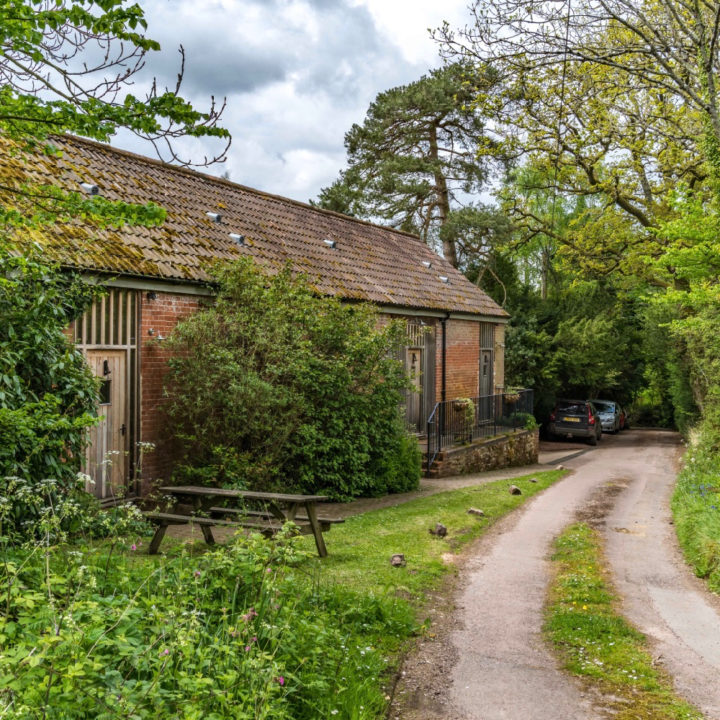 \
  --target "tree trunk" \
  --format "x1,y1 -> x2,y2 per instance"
429,122 -> 458,267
